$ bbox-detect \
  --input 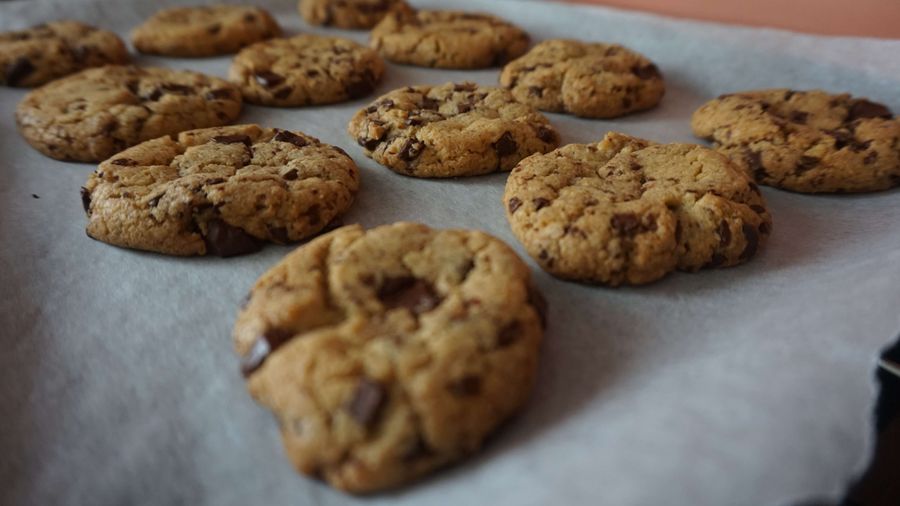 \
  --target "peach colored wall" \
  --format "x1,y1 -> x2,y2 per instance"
561,0 -> 900,38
